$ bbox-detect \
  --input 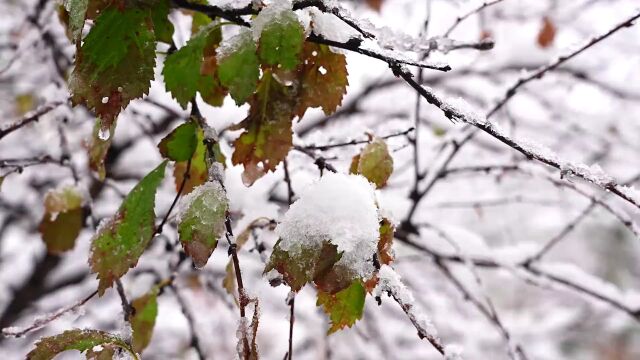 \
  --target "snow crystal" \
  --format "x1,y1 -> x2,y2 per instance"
444,344 -> 464,360
441,96 -> 486,125
560,163 -> 614,187
216,28 -> 253,60
275,173 -> 380,279
374,265 -> 439,338
176,181 -> 227,224
308,8 -> 359,43
252,0 -> 295,42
